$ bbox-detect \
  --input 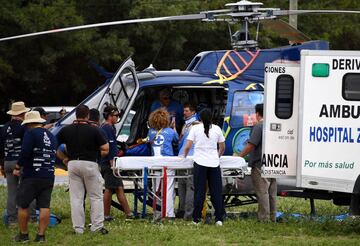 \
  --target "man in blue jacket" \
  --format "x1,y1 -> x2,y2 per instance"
0,101 -> 30,226
13,111 -> 57,243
